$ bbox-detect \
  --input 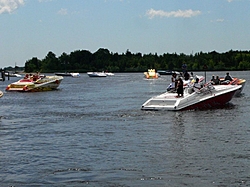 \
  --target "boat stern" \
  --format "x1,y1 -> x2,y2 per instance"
141,92 -> 182,110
